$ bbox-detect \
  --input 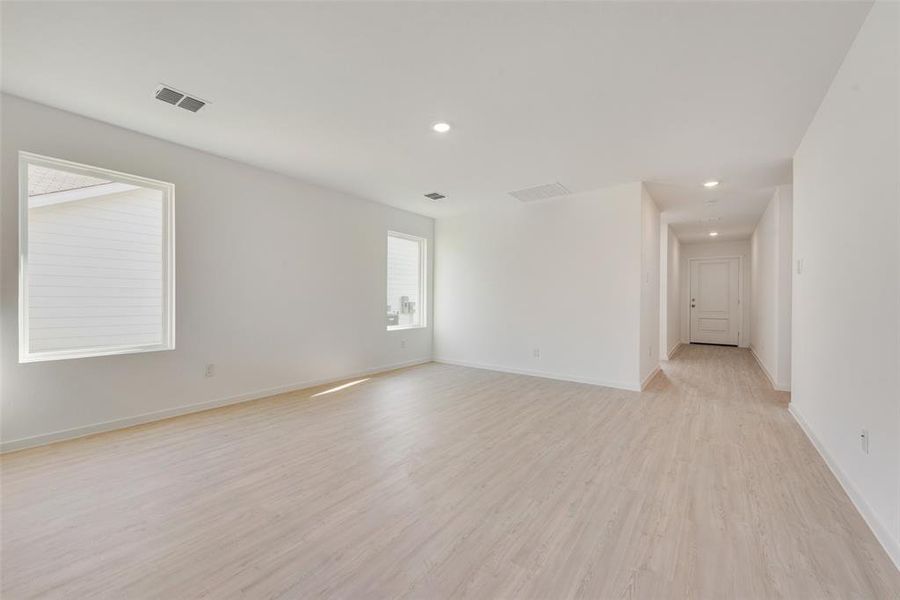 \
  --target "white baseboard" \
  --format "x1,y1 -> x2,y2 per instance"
749,345 -> 790,391
749,345 -> 776,387
665,342 -> 683,360
788,403 -> 900,570
433,357 -> 641,392
640,364 -> 661,390
1,358 -> 432,454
